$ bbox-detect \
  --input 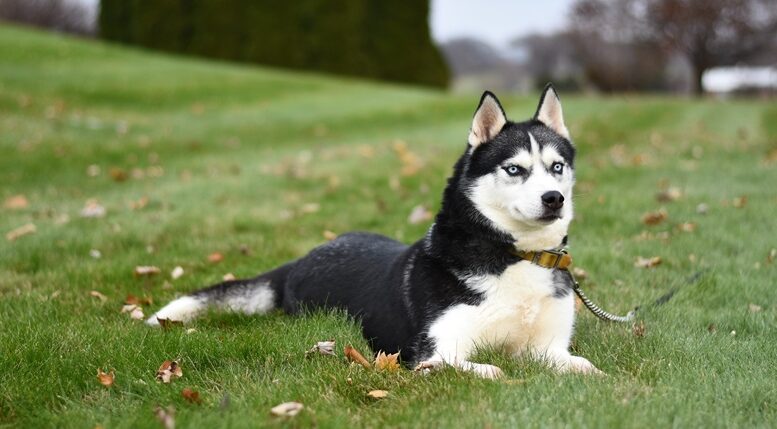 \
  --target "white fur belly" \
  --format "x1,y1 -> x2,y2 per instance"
427,262 -> 575,362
